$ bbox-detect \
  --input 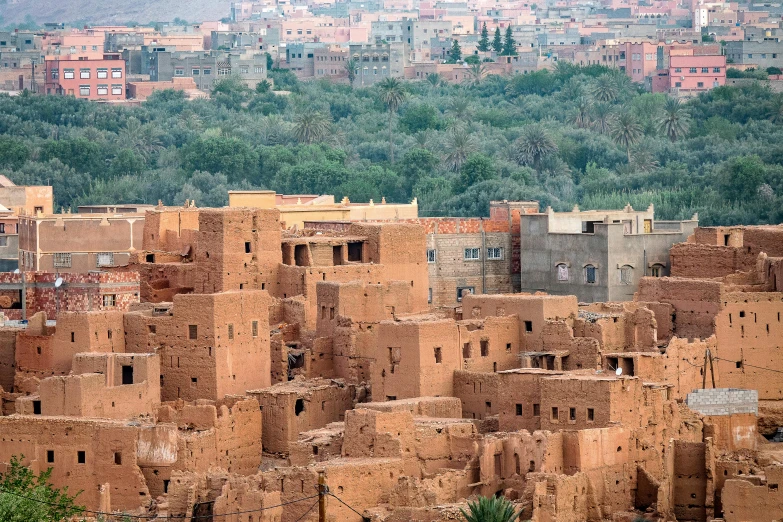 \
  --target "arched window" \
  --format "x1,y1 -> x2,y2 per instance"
619,265 -> 633,285
584,265 -> 597,284
556,263 -> 569,282
651,264 -> 665,277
